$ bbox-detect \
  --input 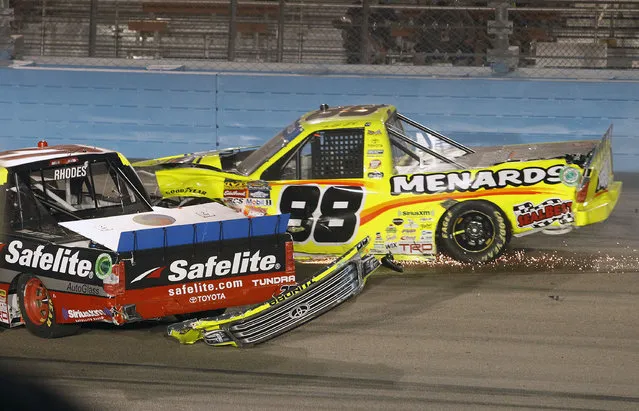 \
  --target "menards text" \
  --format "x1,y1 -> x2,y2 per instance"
390,165 -> 564,195
5,241 -> 93,277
